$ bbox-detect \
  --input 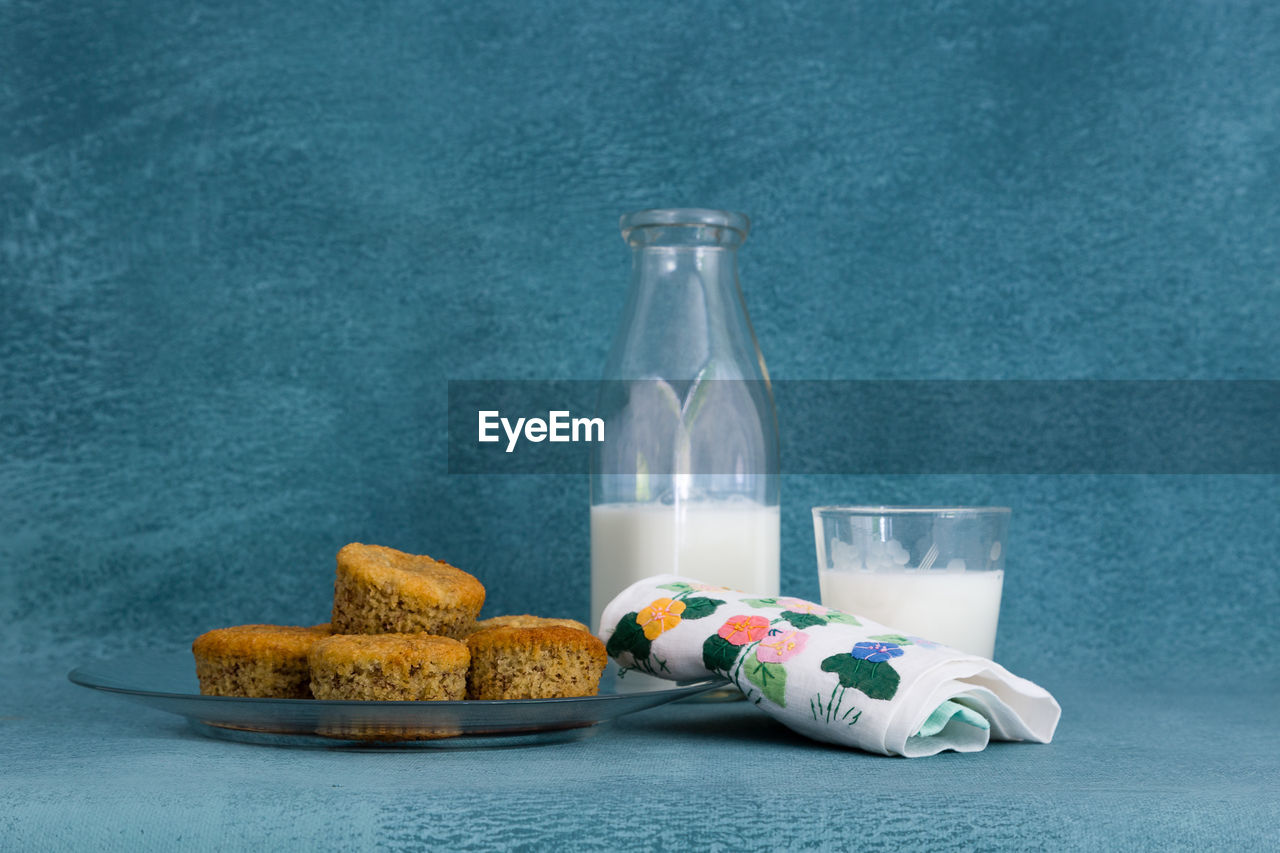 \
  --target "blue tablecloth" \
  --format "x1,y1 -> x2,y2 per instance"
3,660 -> 1275,851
